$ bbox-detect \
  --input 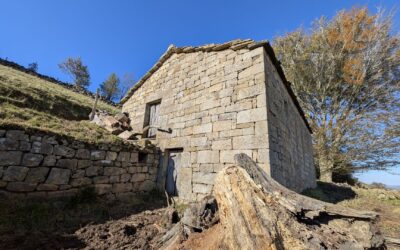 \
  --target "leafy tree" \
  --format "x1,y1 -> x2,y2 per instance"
273,7 -> 400,182
100,73 -> 120,101
27,62 -> 38,72
58,57 -> 90,89
119,73 -> 135,101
